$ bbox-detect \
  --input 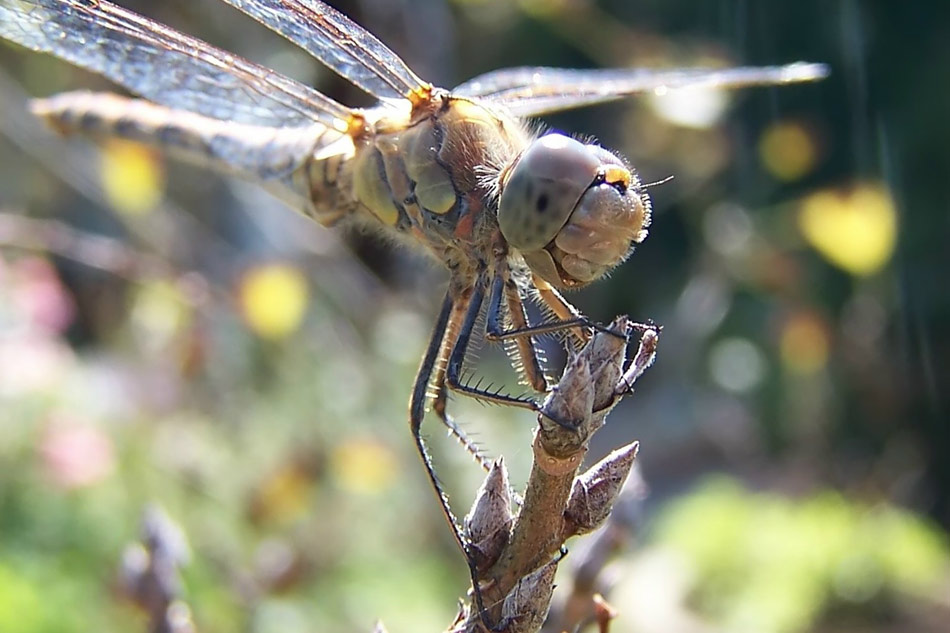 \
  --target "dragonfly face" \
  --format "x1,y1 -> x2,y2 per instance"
498,133 -> 650,289
0,0 -> 827,620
